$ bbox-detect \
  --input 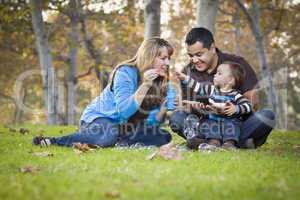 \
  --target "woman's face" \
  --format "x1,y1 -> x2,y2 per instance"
152,46 -> 170,77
